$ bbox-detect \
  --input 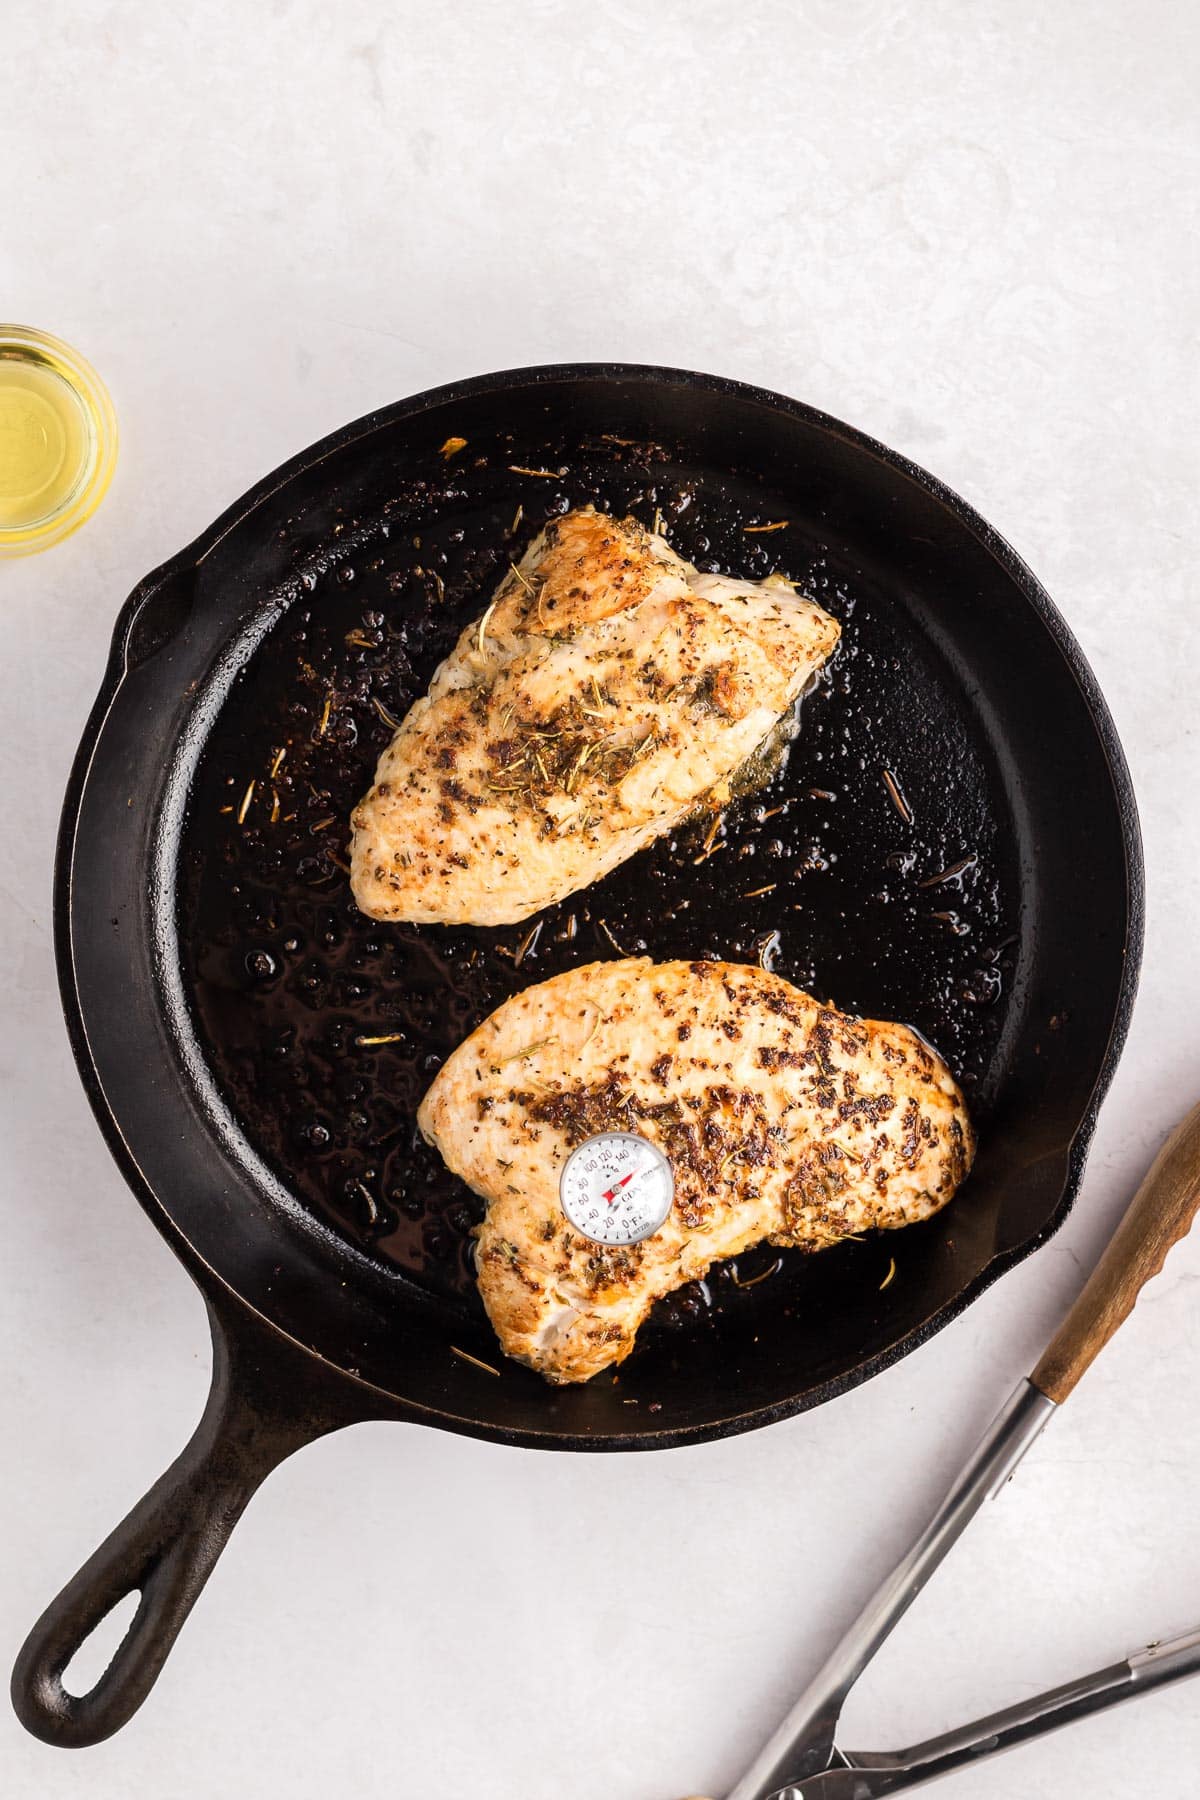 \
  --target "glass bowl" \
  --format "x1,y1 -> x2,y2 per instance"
0,325 -> 118,557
